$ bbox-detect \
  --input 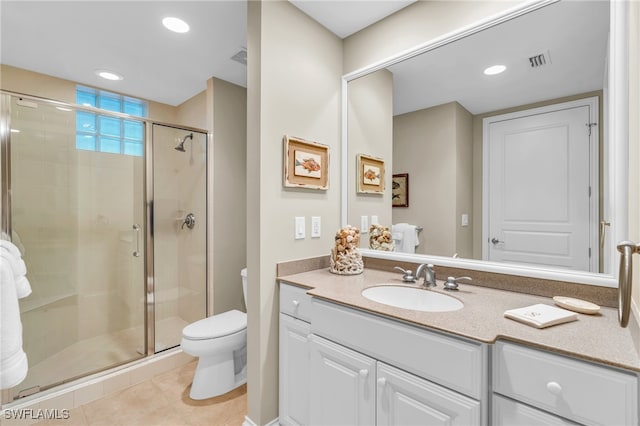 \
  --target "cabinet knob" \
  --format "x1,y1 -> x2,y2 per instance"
546,381 -> 562,395
292,300 -> 300,308
377,377 -> 387,387
359,369 -> 369,378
